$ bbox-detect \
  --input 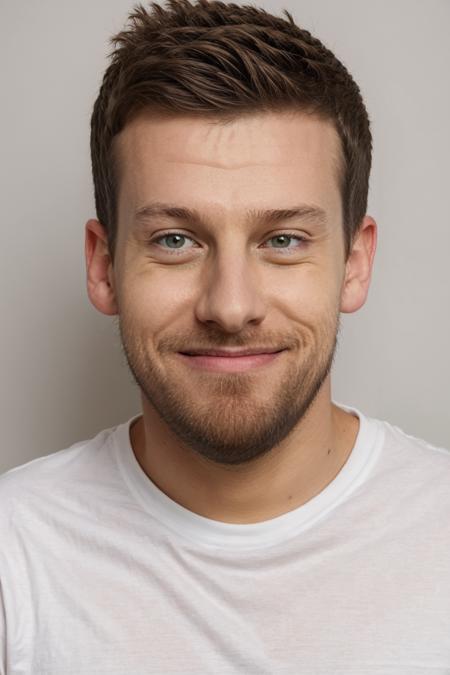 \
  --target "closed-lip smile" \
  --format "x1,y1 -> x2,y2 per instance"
180,348 -> 285,357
